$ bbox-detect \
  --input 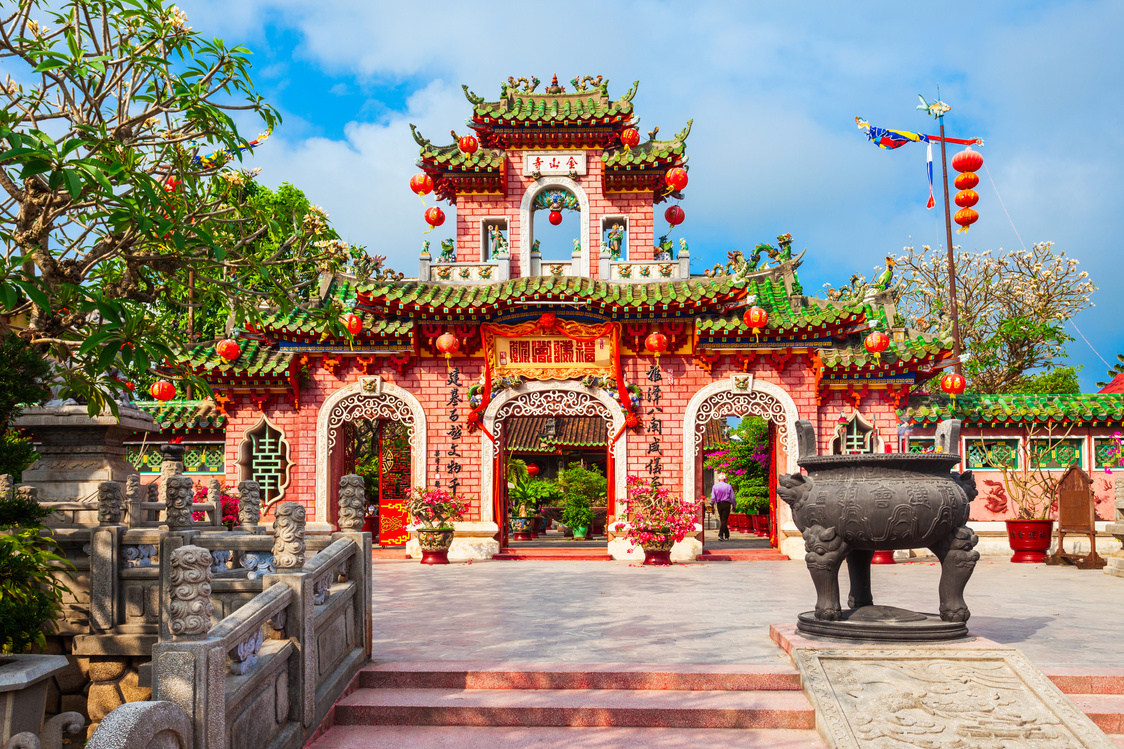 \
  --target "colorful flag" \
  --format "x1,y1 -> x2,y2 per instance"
926,143 -> 935,210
